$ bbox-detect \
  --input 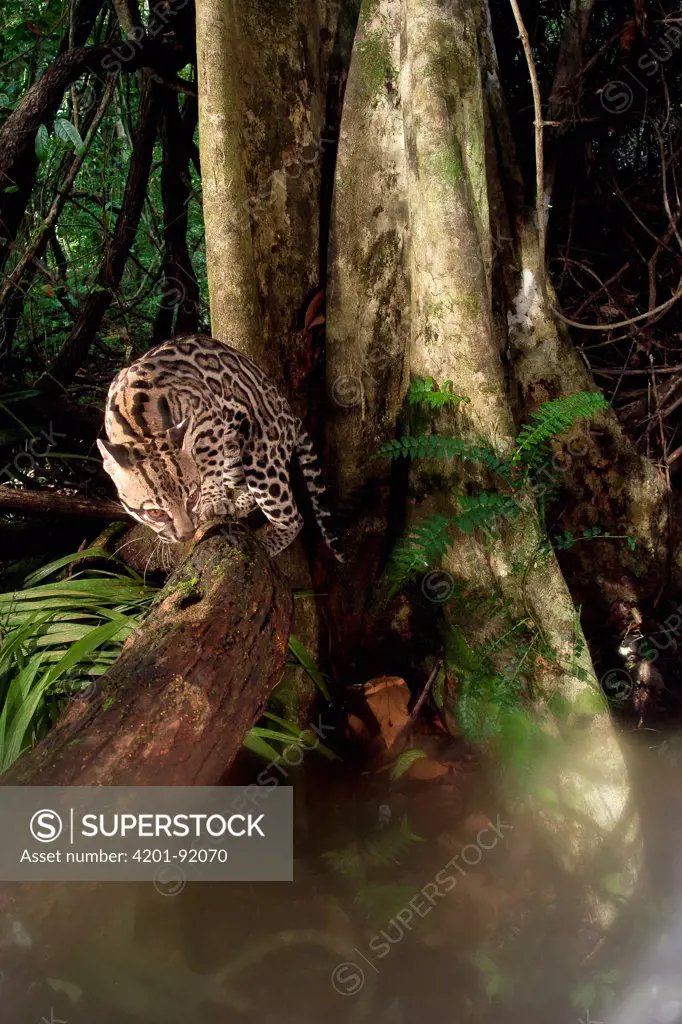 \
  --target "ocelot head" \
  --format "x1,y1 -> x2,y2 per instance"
97,418 -> 202,543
